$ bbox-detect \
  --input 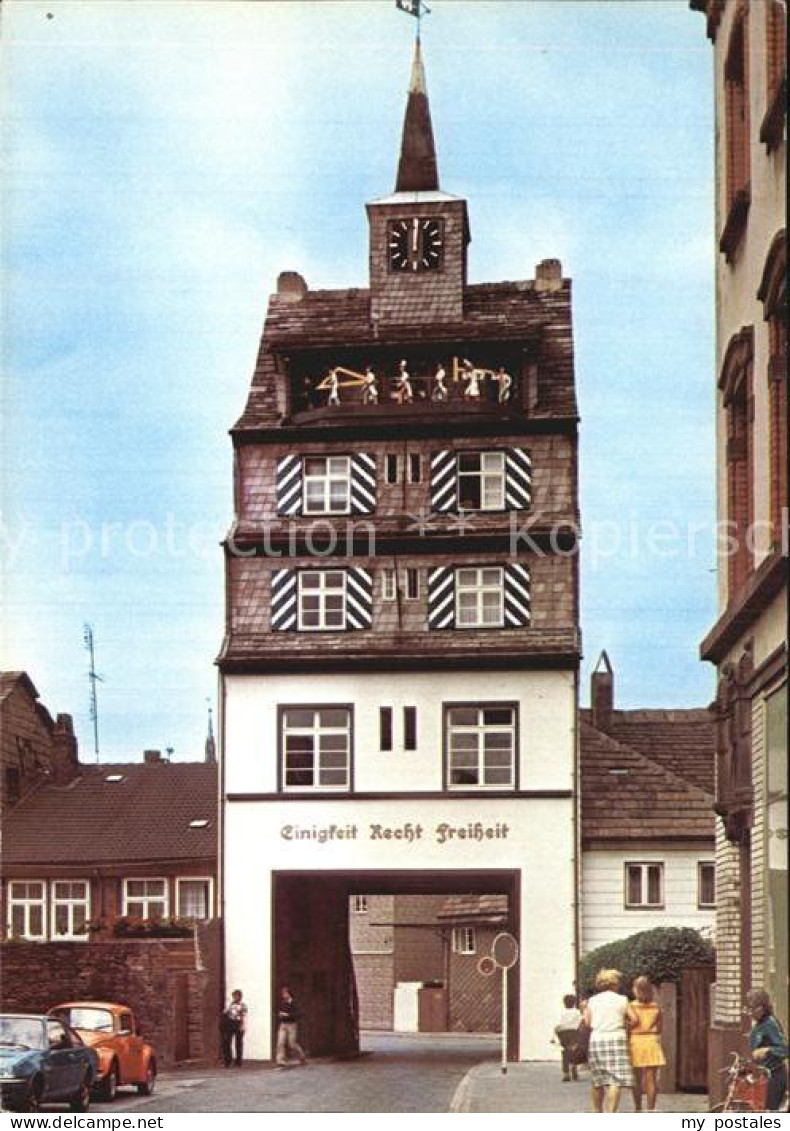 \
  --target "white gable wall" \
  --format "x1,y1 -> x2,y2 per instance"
582,847 -> 716,955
